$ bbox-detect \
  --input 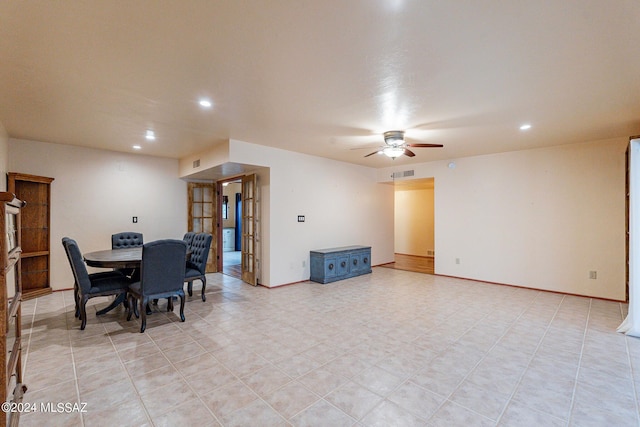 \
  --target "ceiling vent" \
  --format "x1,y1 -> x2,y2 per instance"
392,170 -> 415,179
193,159 -> 200,168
